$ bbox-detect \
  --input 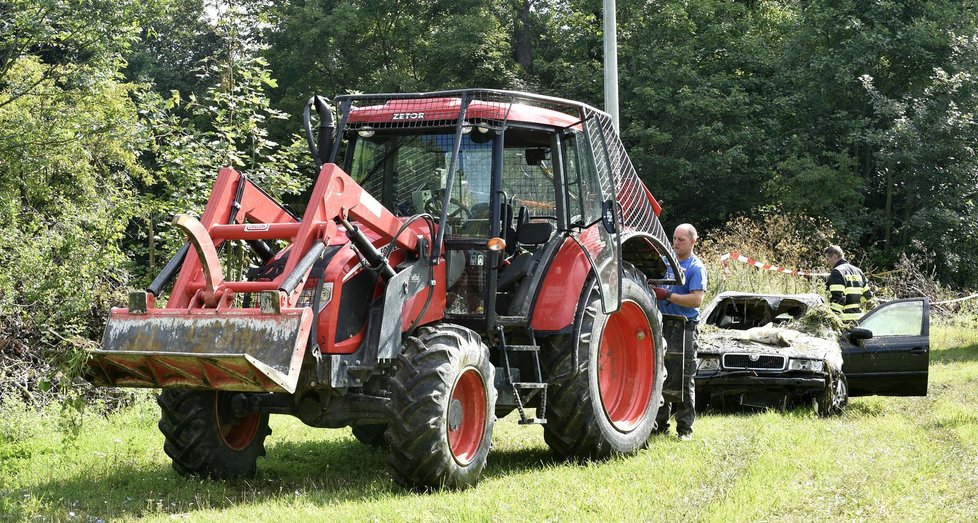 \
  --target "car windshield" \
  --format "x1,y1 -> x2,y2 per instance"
706,297 -> 812,330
